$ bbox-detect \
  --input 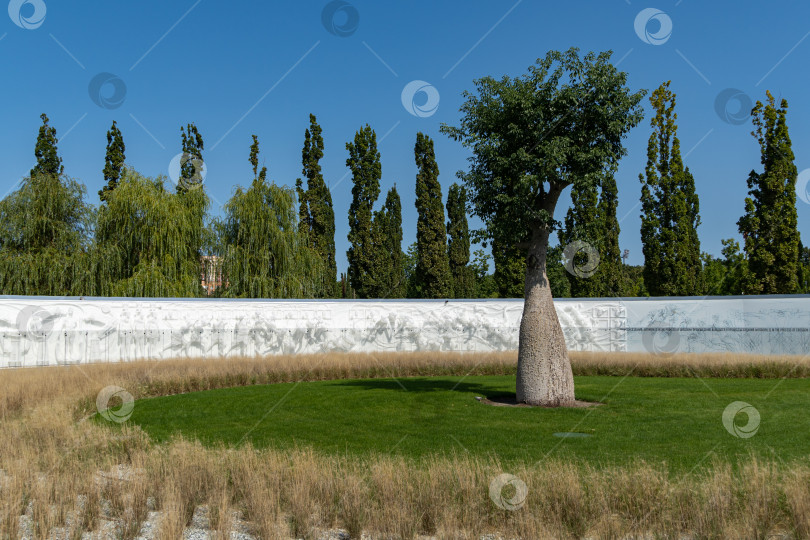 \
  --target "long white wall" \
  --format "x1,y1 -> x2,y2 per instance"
1,295 -> 808,367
